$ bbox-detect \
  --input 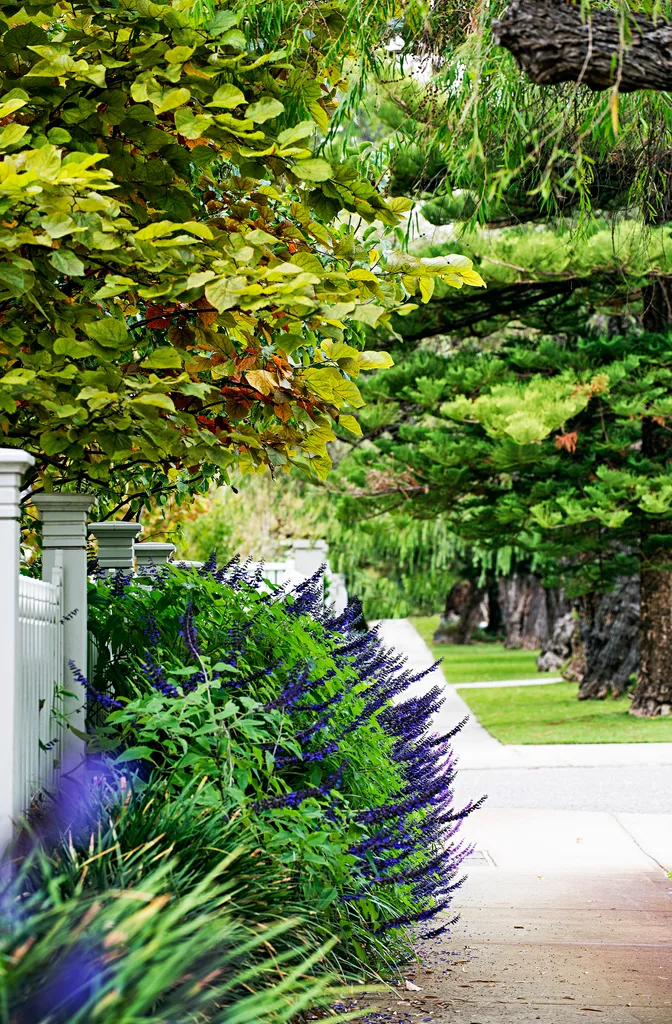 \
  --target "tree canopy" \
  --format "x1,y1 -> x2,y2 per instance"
0,0 -> 483,514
